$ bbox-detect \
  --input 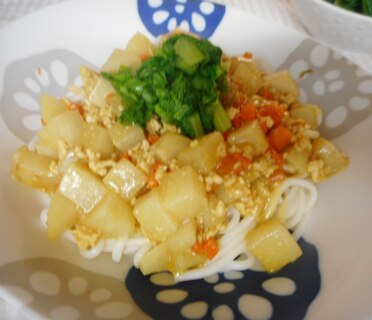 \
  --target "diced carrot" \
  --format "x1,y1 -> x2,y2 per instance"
268,146 -> 284,168
192,237 -> 219,260
69,102 -> 84,116
217,152 -> 251,176
147,133 -> 160,145
223,128 -> 234,141
147,160 -> 163,189
234,96 -> 245,108
232,115 -> 243,128
139,54 -> 151,62
268,126 -> 292,151
243,52 -> 253,59
147,172 -> 159,189
259,103 -> 286,126
121,152 -> 131,161
240,103 -> 257,121
41,117 -> 47,126
152,160 -> 162,172
260,88 -> 274,100
259,120 -> 269,134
